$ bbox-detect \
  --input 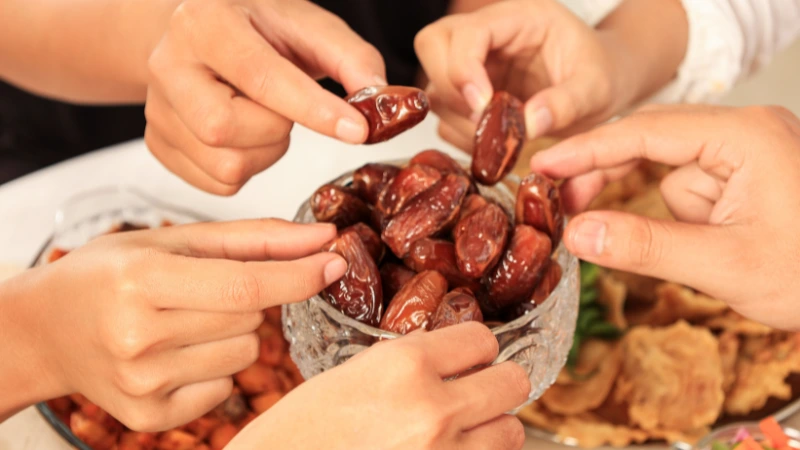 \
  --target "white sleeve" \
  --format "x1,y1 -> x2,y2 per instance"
649,0 -> 800,104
